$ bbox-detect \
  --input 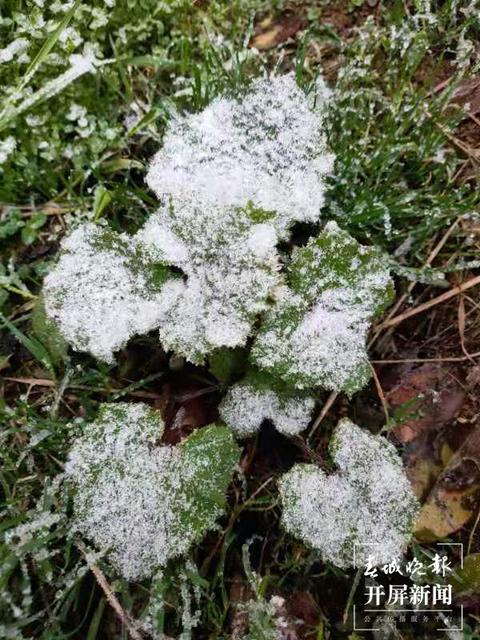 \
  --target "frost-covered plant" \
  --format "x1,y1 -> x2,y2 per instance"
251,221 -> 394,393
43,223 -> 173,362
66,402 -> 239,580
135,202 -> 281,363
279,419 -> 419,568
146,73 -> 334,236
43,73 -> 393,401
219,370 -> 315,438
42,73 -> 334,362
